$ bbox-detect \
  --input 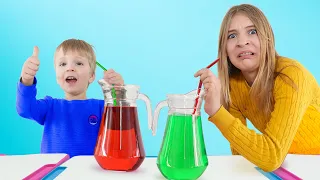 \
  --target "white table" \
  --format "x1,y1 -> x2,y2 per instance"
55,155 -> 268,180
0,153 -> 69,179
280,154 -> 319,179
